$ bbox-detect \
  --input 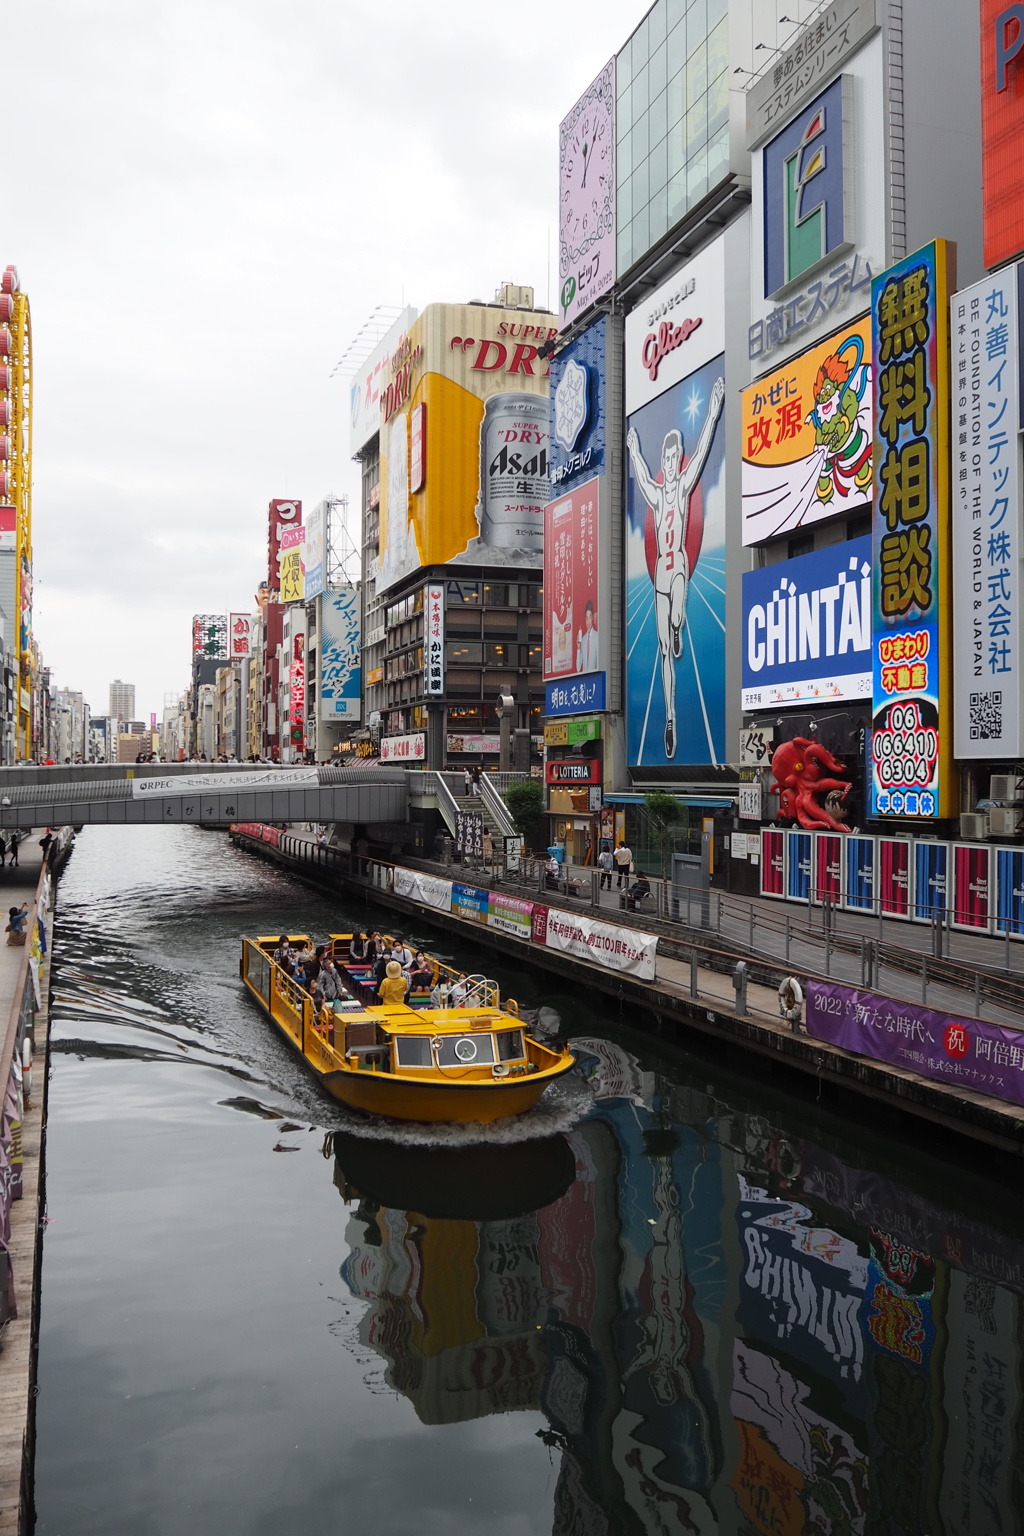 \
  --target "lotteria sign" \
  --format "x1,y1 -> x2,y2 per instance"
546,758 -> 601,784
742,536 -> 872,709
